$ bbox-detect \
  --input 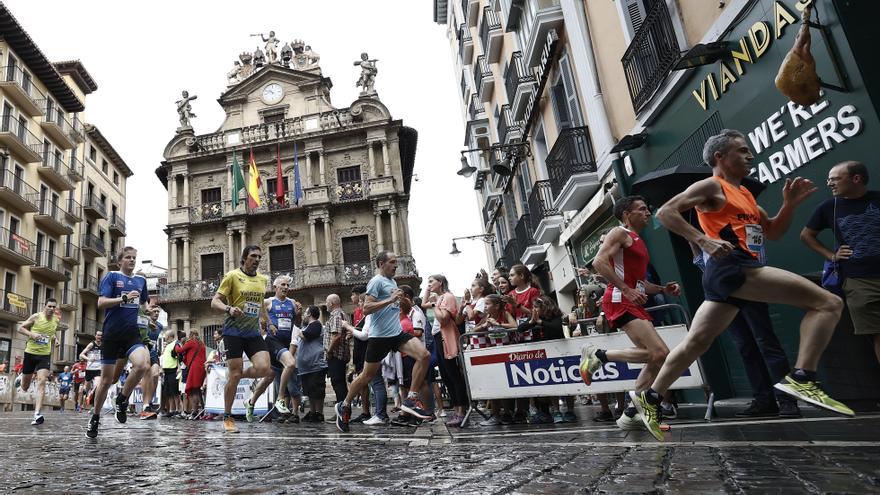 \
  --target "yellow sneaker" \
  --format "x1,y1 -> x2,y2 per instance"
579,345 -> 601,386
629,390 -> 665,441
223,415 -> 239,433
774,375 -> 854,417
